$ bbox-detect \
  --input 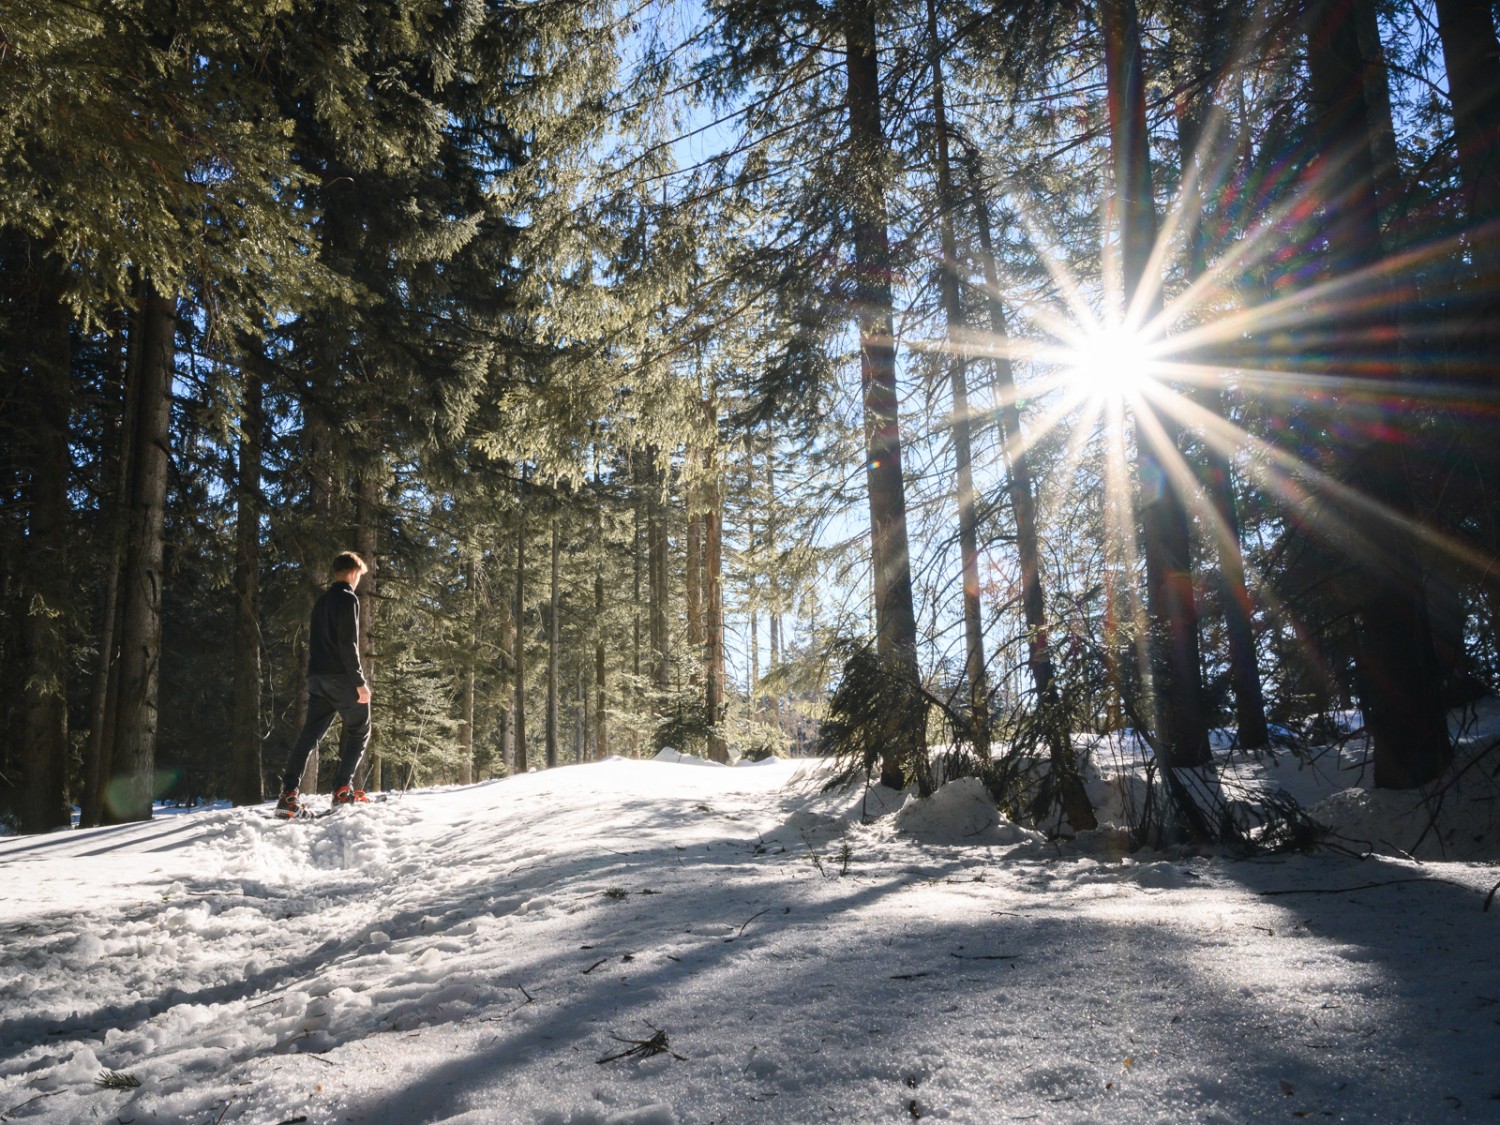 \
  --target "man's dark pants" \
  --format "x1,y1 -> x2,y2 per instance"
280,674 -> 370,793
